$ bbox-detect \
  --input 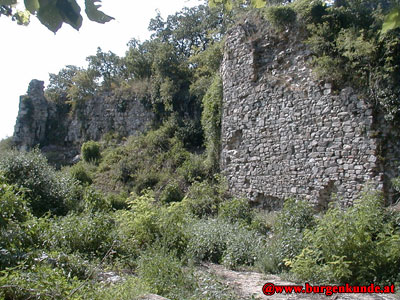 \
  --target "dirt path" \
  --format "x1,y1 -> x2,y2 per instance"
204,263 -> 399,300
